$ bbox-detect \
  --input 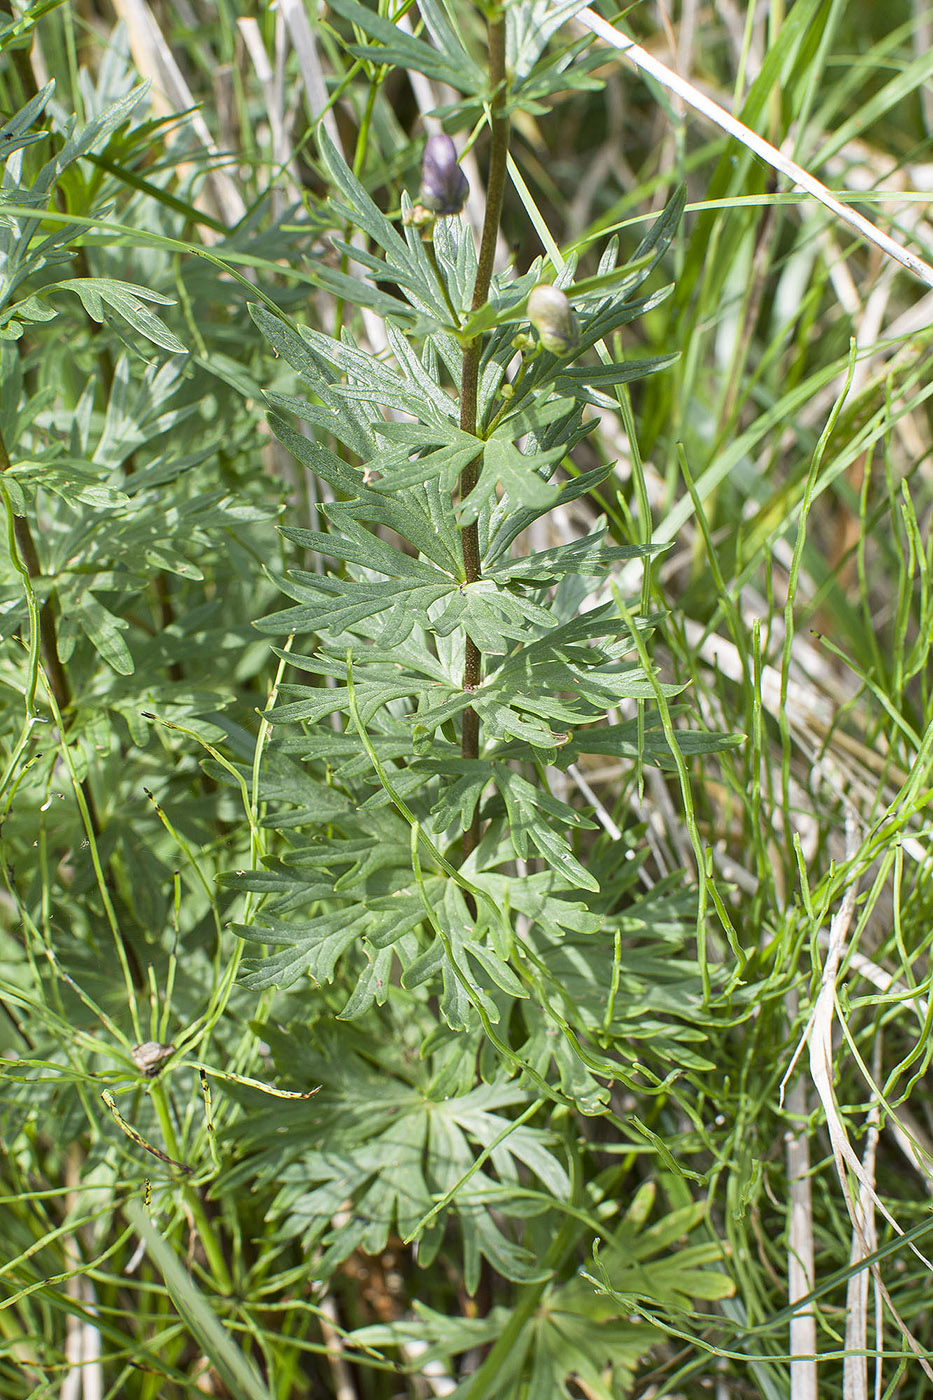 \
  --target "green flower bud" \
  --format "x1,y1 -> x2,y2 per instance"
527,282 -> 578,356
